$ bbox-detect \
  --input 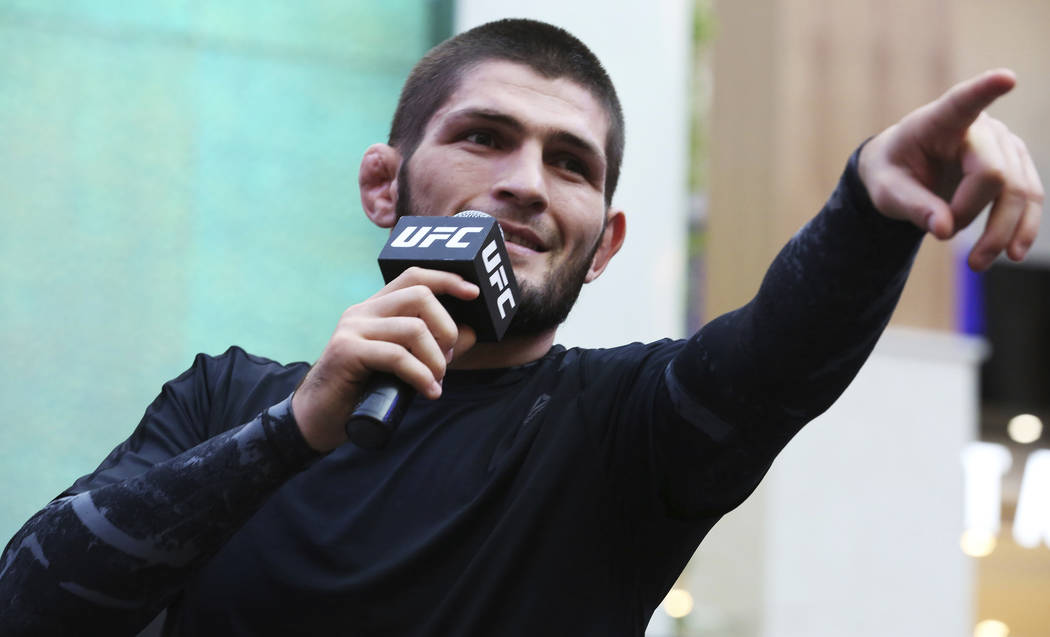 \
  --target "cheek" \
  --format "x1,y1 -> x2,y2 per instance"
411,154 -> 490,211
547,184 -> 605,244
560,208 -> 605,253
